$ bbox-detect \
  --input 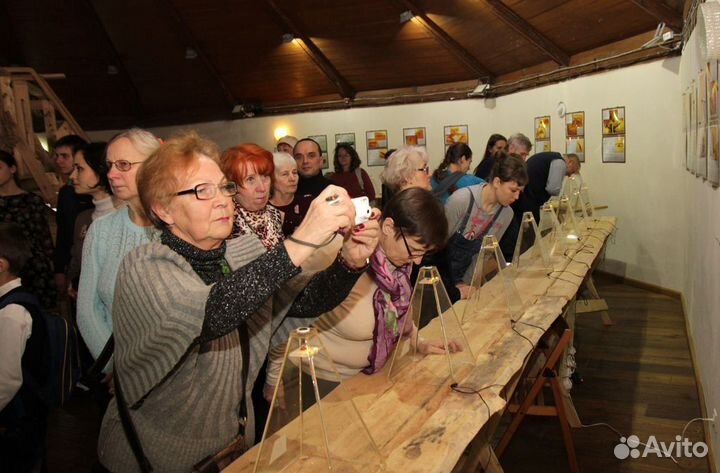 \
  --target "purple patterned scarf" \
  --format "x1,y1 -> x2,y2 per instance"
363,246 -> 413,374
